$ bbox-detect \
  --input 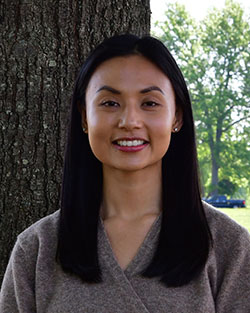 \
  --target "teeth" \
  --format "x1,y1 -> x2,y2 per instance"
117,140 -> 145,147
